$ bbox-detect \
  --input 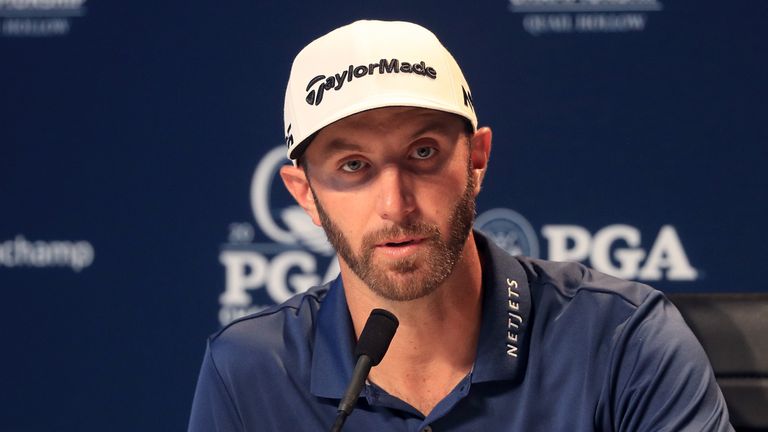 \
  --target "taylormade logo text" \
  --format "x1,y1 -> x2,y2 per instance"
305,58 -> 438,106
